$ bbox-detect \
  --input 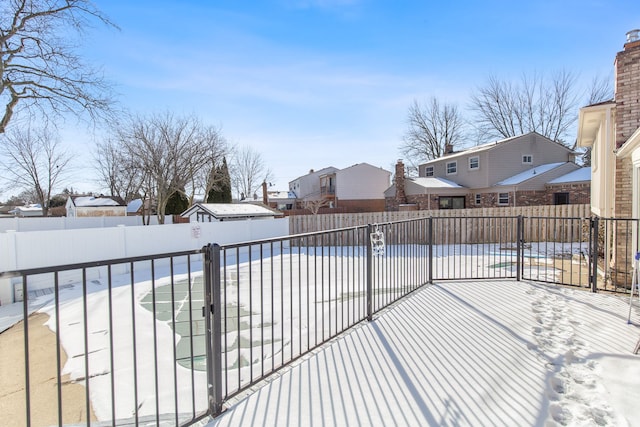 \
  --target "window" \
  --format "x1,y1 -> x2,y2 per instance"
446,161 -> 457,175
439,196 -> 466,210
554,193 -> 570,205
469,156 -> 479,170
498,193 -> 509,205
475,194 -> 482,205
522,155 -> 533,164
425,166 -> 434,177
